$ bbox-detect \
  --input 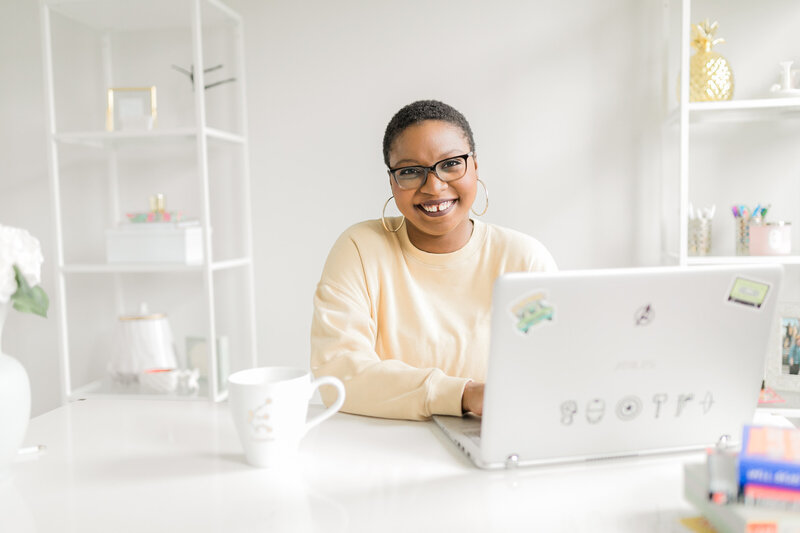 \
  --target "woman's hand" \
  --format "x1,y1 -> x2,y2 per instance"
462,381 -> 484,415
